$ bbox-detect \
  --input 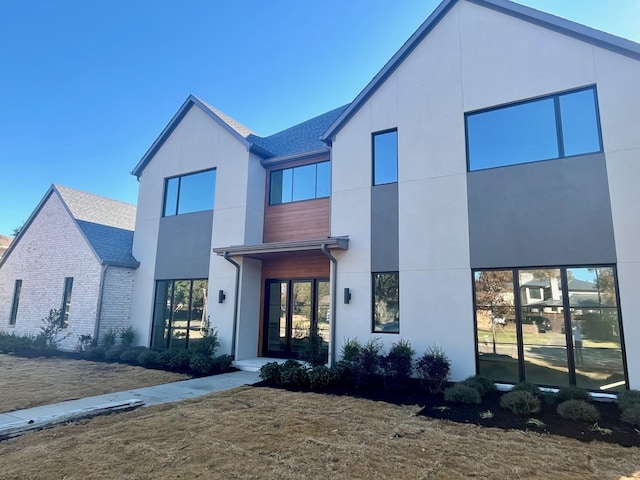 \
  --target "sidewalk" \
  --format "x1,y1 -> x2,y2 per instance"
0,370 -> 260,440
